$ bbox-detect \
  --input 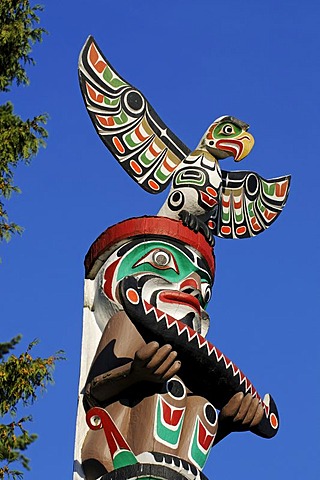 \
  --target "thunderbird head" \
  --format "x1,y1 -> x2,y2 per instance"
197,115 -> 255,162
